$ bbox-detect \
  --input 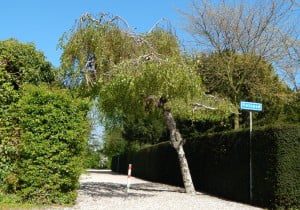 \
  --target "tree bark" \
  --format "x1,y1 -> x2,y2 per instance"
176,144 -> 195,194
234,113 -> 239,130
163,108 -> 196,194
